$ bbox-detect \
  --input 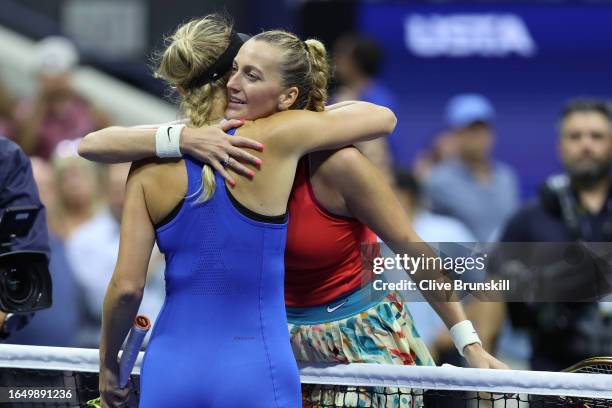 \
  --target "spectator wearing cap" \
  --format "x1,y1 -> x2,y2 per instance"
424,94 -> 519,242
13,37 -> 109,158
331,34 -> 396,181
